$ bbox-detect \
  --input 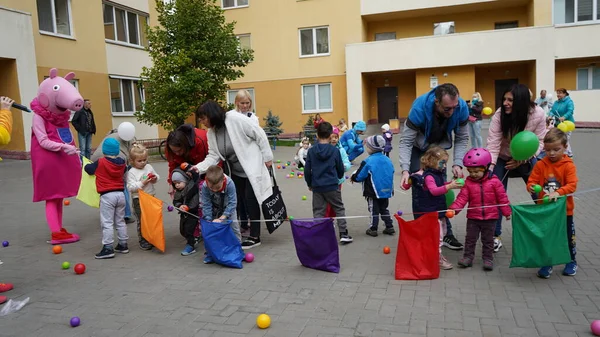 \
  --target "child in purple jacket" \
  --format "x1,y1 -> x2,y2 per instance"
381,124 -> 393,157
